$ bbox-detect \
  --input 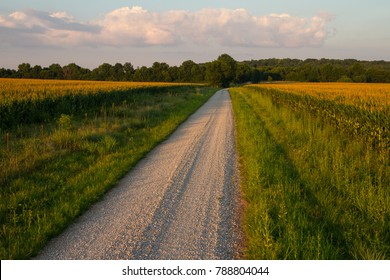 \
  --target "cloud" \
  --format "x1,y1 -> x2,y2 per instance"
98,6 -> 179,46
0,9 -> 100,47
181,9 -> 334,47
0,7 -> 335,48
